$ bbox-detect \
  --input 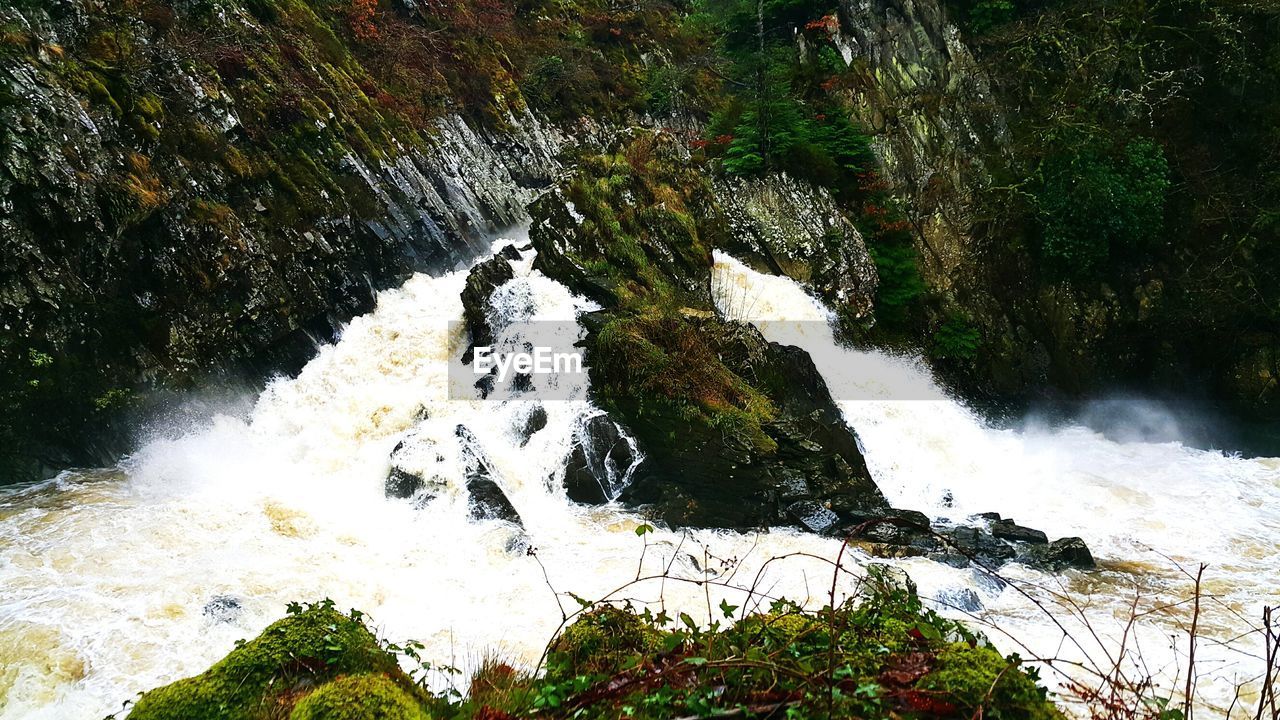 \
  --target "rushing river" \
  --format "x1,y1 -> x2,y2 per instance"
1,238 -> 1277,719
